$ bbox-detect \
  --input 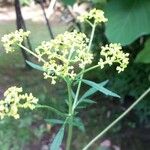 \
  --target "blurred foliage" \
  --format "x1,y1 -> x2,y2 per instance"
63,0 -> 75,6
20,0 -> 32,6
135,38 -> 150,63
